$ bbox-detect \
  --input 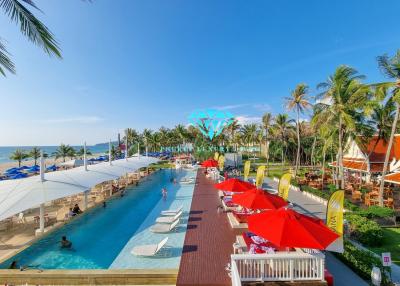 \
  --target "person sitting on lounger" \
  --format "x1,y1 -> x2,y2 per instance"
162,188 -> 167,200
72,204 -> 82,215
60,236 -> 72,248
